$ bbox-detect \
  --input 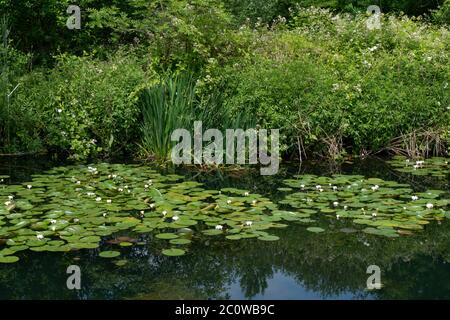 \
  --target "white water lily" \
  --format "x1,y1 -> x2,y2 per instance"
95,197 -> 102,202
426,203 -> 434,209
108,175 -> 112,179
36,234 -> 44,240
344,205 -> 348,210
118,188 -> 123,192
332,186 -> 337,191
51,226 -> 56,231
315,185 -> 322,189
336,214 -> 340,220
8,195 -> 14,200
27,185 -> 32,189
371,185 -> 379,191
4,201 -> 12,206
252,200 -> 257,205
215,225 -> 223,230
245,221 -> 253,226
411,195 -> 419,201
300,184 -> 305,188
50,219 -> 57,224
112,174 -> 117,178
150,203 -> 155,209
145,184 -> 149,188
172,216 -> 179,221
162,210 -> 167,216
319,188 -> 324,192
372,212 -> 377,217
76,180 -> 81,185
333,201 -> 339,207
57,108 -> 62,113
106,199 -> 112,204
87,192 -> 95,197
244,192 -> 249,196
226,200 -> 232,204
124,185 -> 129,189
74,219 -> 79,223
